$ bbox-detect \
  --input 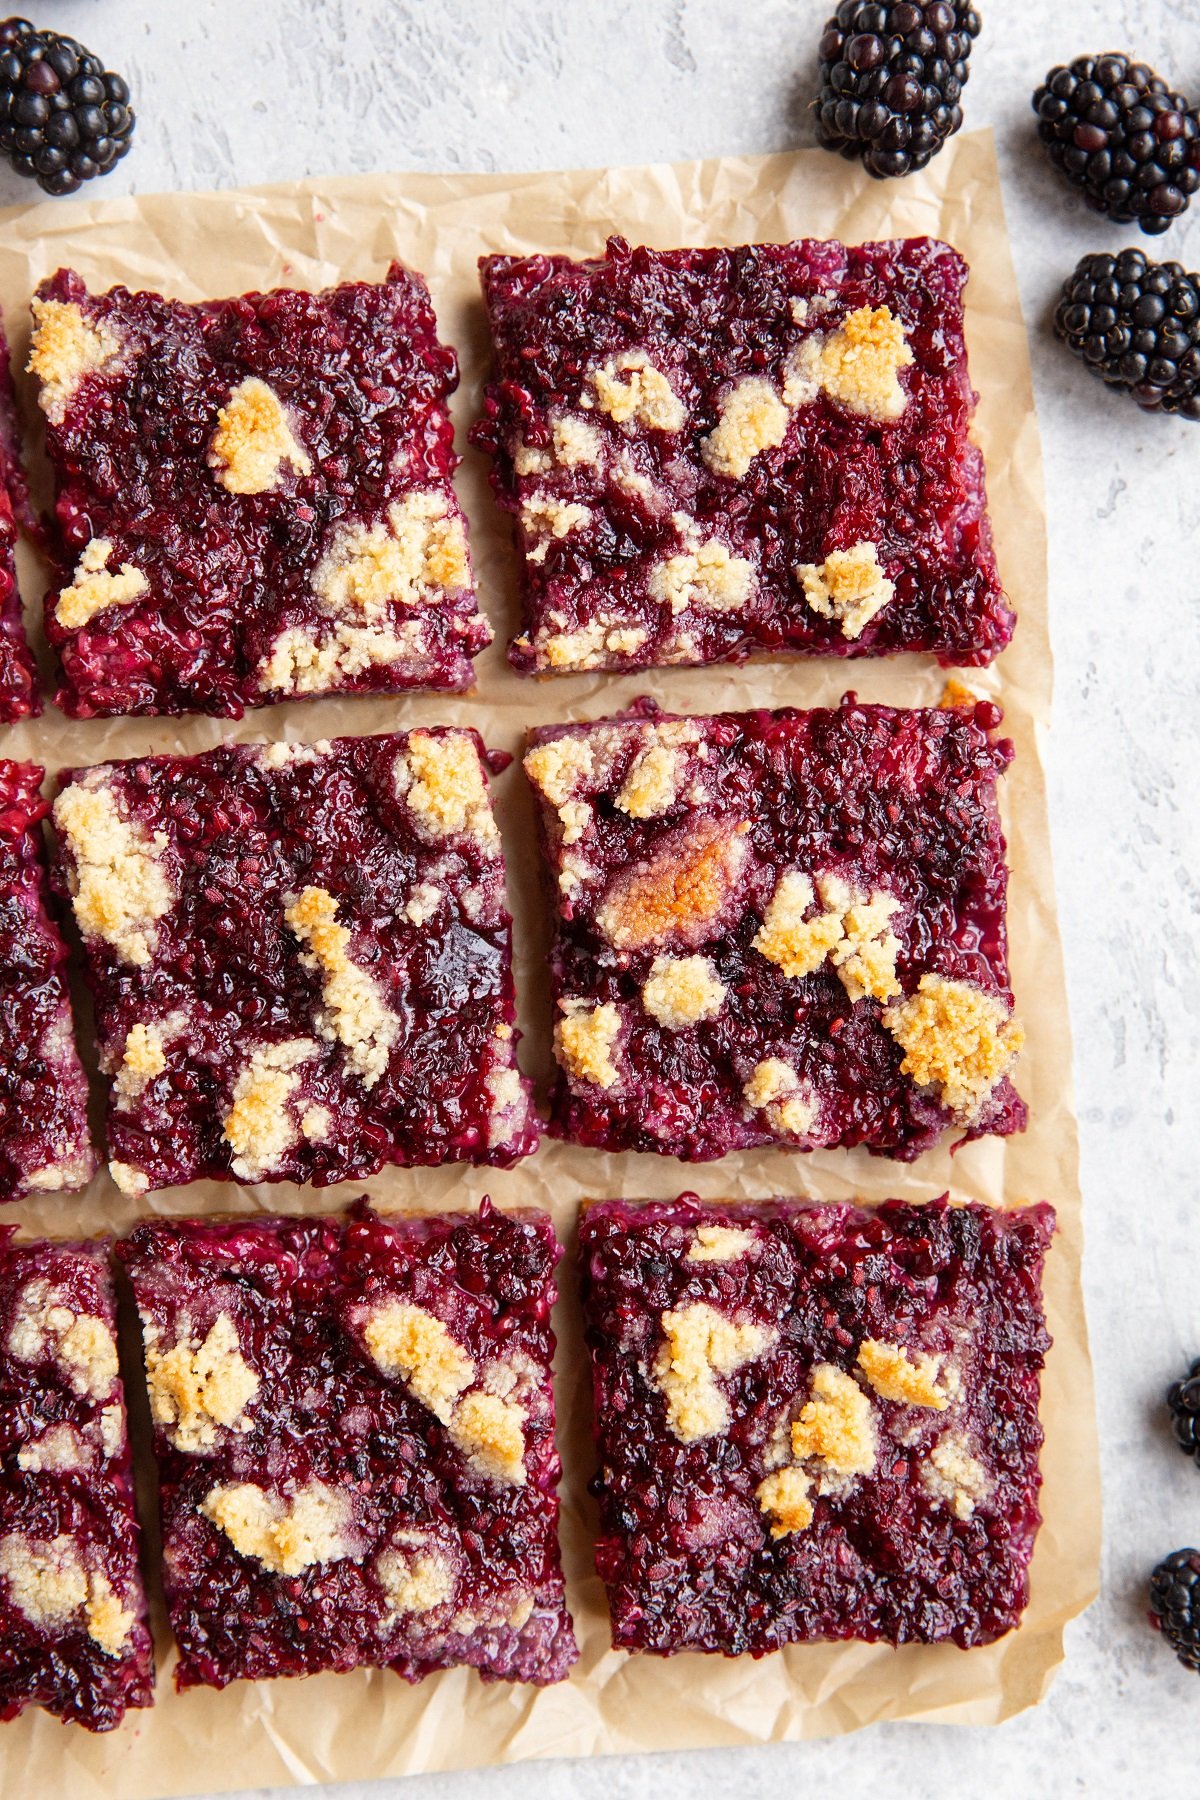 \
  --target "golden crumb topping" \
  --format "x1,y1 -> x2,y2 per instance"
447,1390 -> 527,1486
0,1535 -> 134,1655
653,1302 -> 773,1443
753,869 -> 901,1003
520,493 -> 592,562
113,1018 -> 170,1103
686,1224 -> 756,1263
700,377 -> 791,479
752,871 -> 844,980
940,676 -> 981,711
256,618 -> 427,693
84,1573 -> 136,1657
16,1423 -> 92,1475
642,953 -> 727,1029
615,741 -> 684,819
202,1481 -> 356,1577
361,1302 -> 475,1423
524,734 -> 596,807
555,999 -> 621,1089
208,377 -> 312,494
396,730 -> 499,846
798,540 -> 895,641
108,1160 -> 149,1196
589,351 -> 685,431
743,1057 -> 818,1139
857,1338 -> 957,1410
883,974 -> 1023,1122
755,1466 -> 814,1538
921,1430 -> 991,1519
551,411 -> 604,466
313,492 -> 469,618
56,537 -> 149,631
28,297 -> 122,425
285,886 -> 398,1088
222,1037 -> 318,1179
375,1542 -> 455,1620
784,304 -> 914,421
7,1278 -> 119,1402
54,781 -> 175,968
597,819 -> 747,952
649,539 -> 754,615
532,616 -> 648,668
144,1312 -> 260,1453
790,1364 -> 877,1482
